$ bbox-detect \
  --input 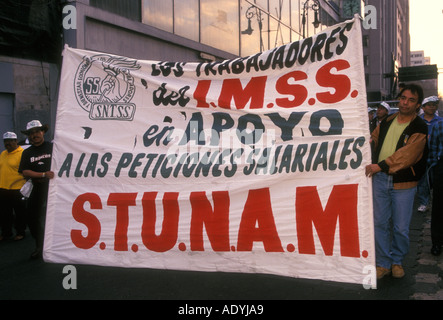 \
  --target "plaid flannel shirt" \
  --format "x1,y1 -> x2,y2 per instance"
428,120 -> 443,169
